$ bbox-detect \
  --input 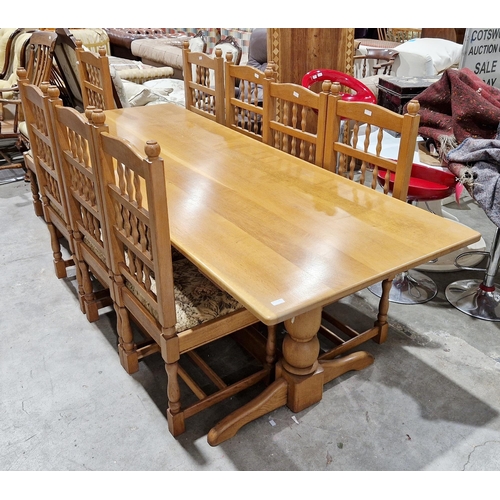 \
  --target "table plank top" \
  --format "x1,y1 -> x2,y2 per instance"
104,103 -> 480,324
